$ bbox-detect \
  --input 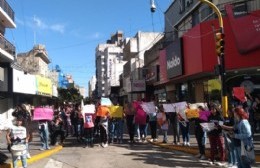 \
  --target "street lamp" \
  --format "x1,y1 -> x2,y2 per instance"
199,0 -> 227,117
